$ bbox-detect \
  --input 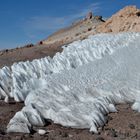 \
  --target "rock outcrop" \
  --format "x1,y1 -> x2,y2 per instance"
86,12 -> 93,19
97,6 -> 140,33
41,13 -> 104,46
41,6 -> 140,47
